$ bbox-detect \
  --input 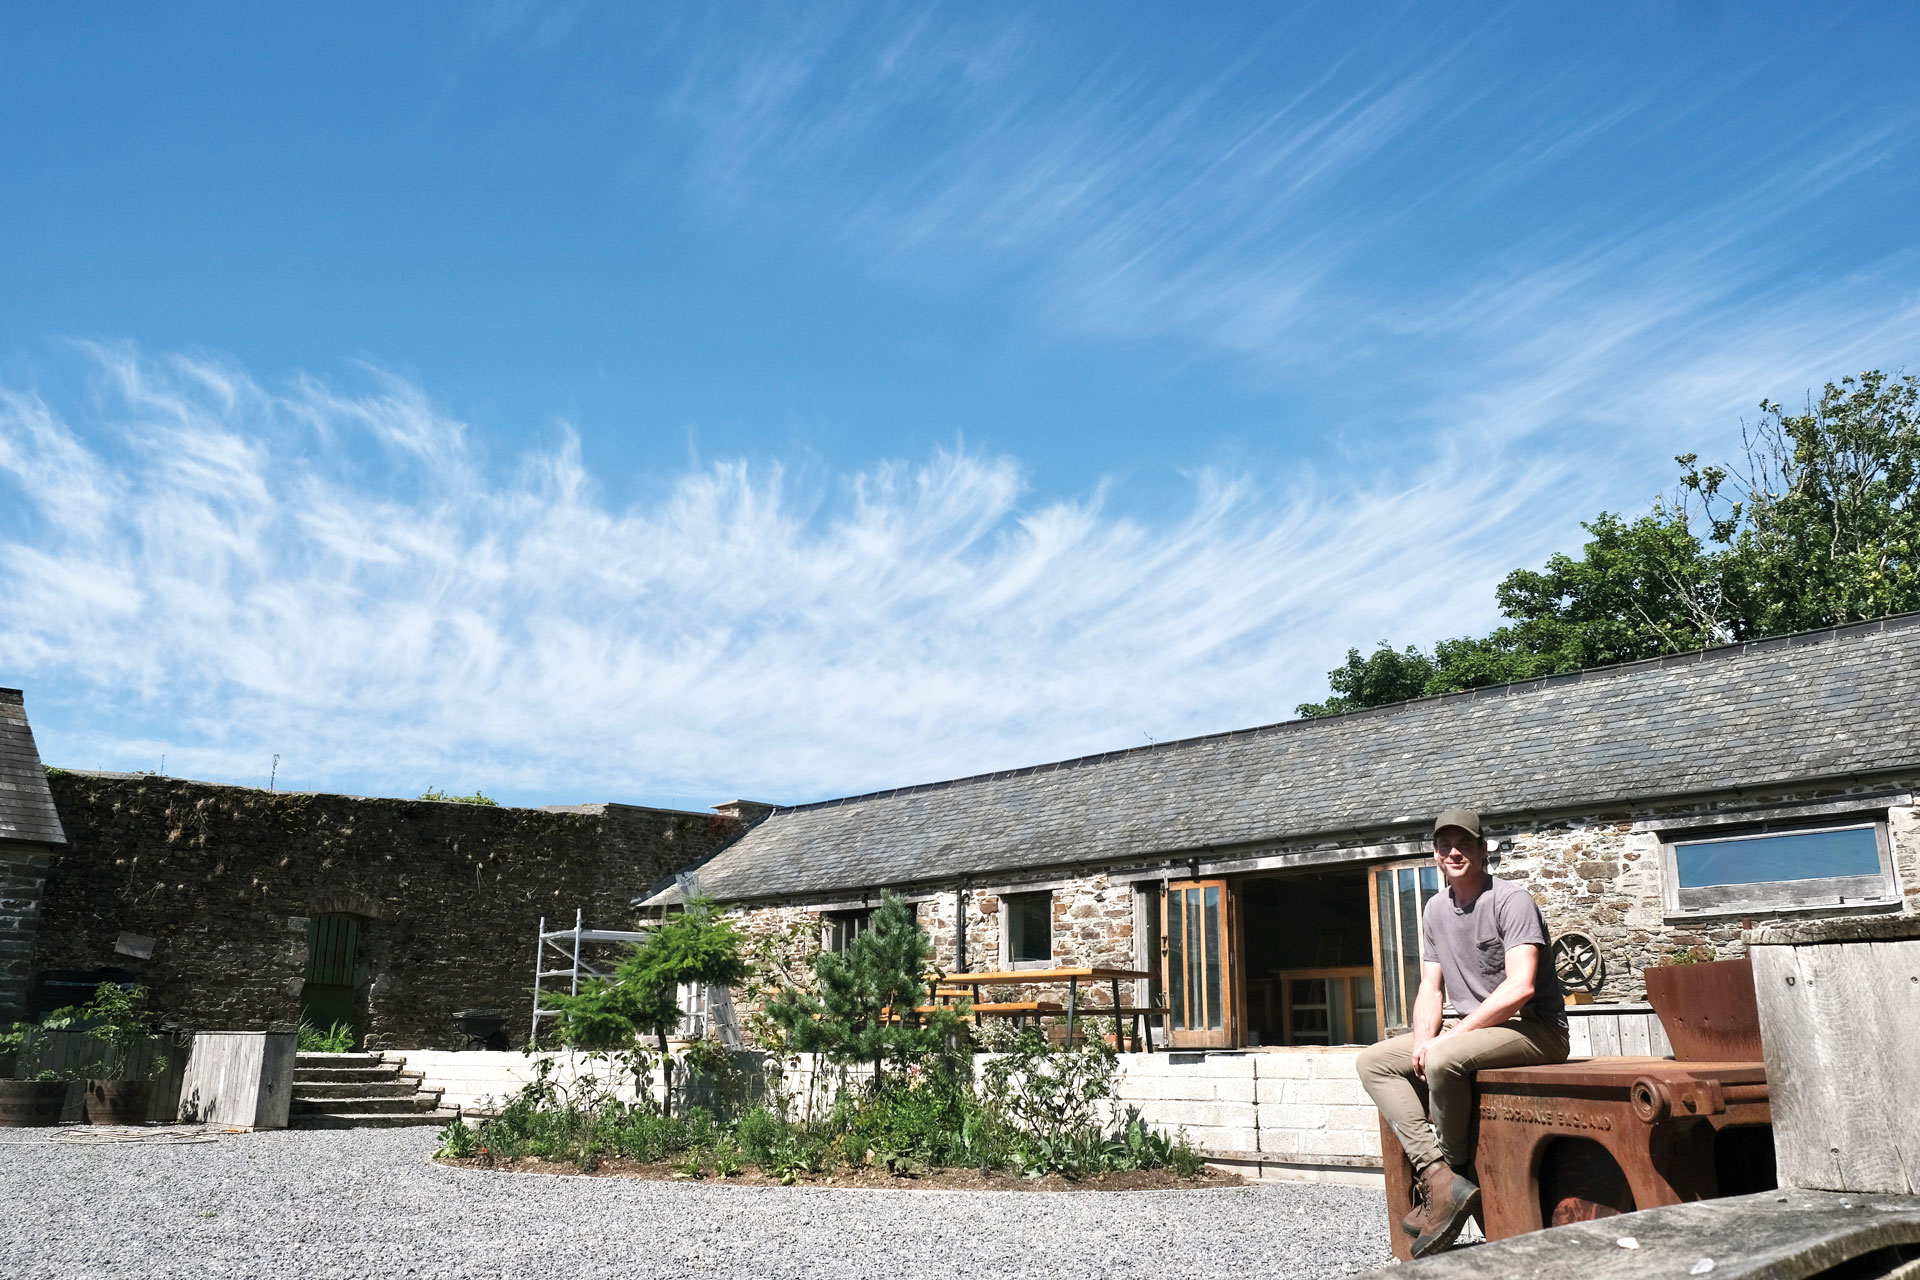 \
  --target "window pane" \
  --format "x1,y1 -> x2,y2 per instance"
1166,889 -> 1186,1028
1397,868 -> 1422,1018
1185,888 -> 1203,1027
1203,886 -> 1222,1030
1009,894 -> 1052,961
1376,871 -> 1401,1026
1676,827 -> 1881,887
